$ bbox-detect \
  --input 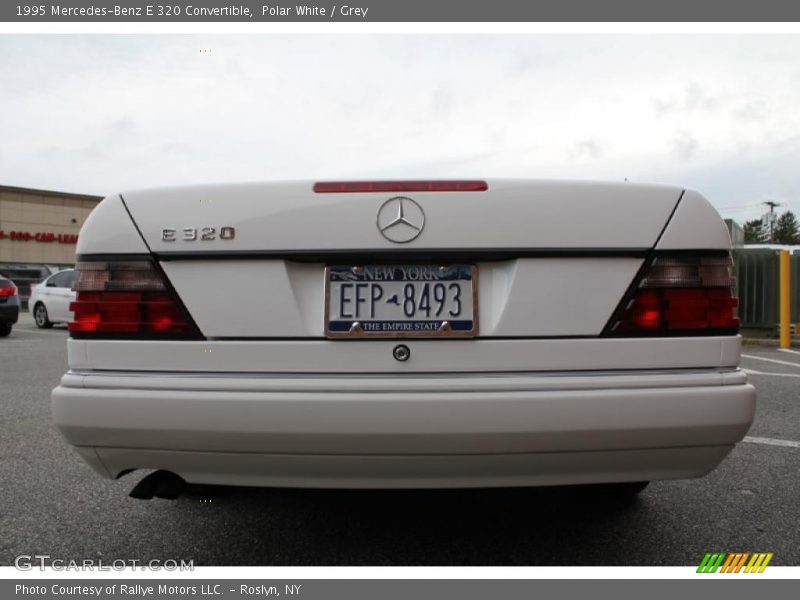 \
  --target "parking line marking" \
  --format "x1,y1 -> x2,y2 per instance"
778,348 -> 800,356
743,436 -> 800,449
741,354 -> 800,368
12,328 -> 68,335
743,368 -> 800,378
